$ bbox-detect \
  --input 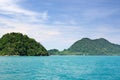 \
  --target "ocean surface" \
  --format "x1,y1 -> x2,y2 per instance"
0,56 -> 120,80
